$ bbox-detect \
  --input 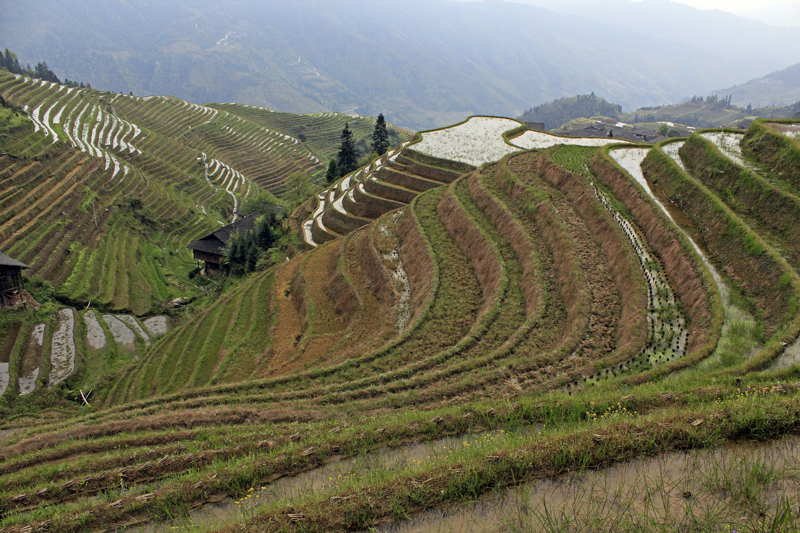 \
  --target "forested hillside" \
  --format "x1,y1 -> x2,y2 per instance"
518,94 -> 622,130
